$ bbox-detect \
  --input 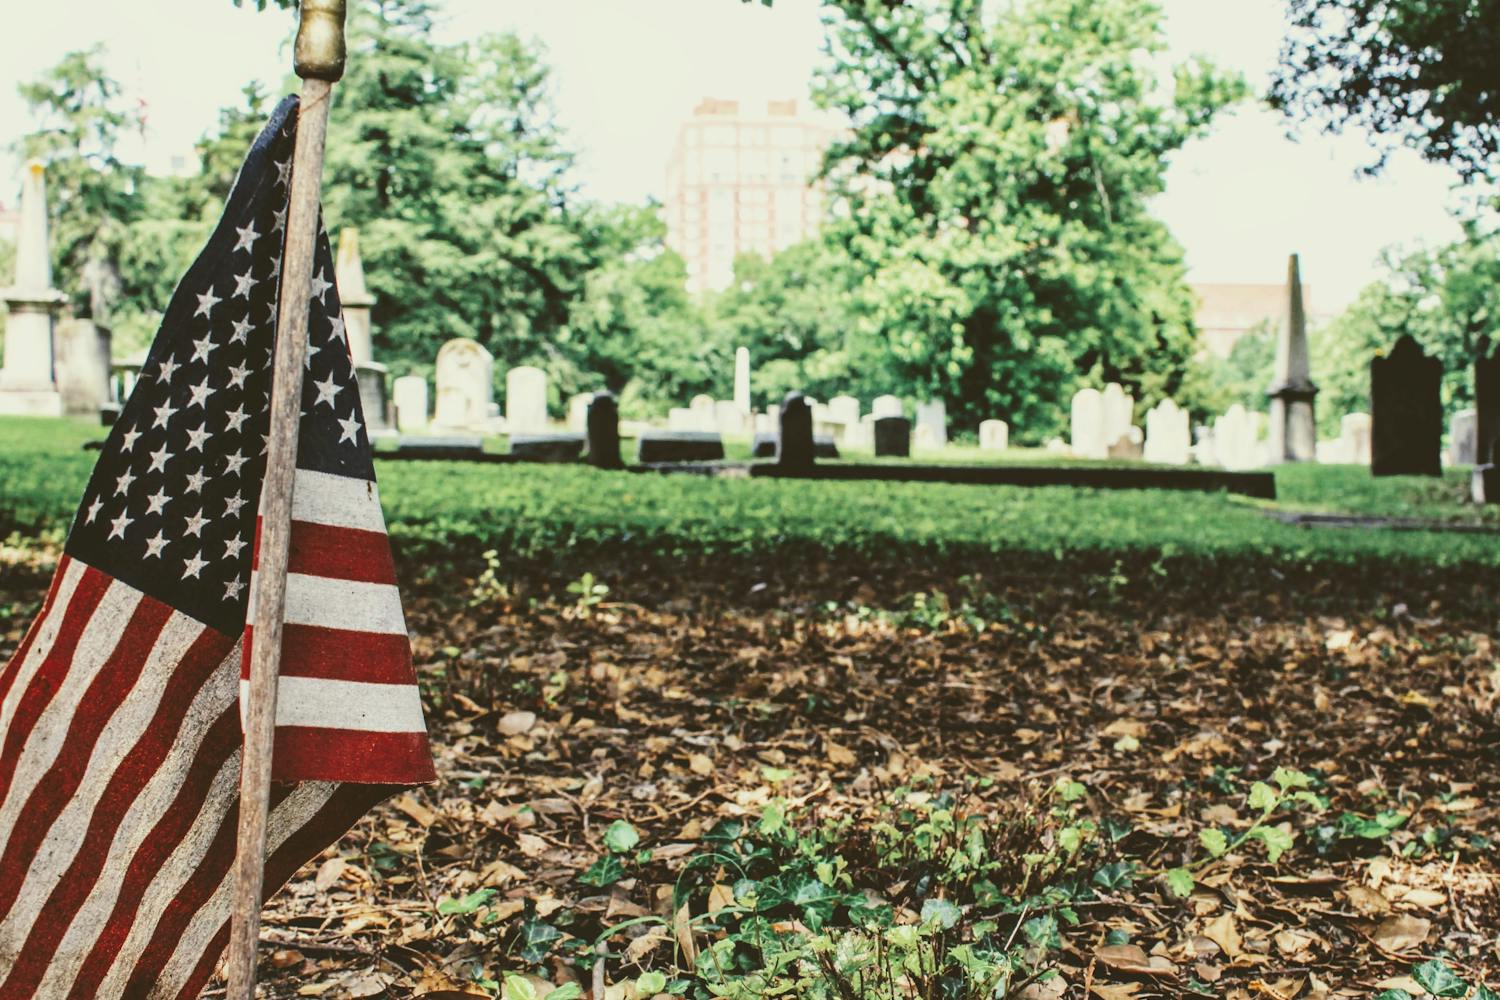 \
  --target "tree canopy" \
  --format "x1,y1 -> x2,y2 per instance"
1270,0 -> 1500,181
